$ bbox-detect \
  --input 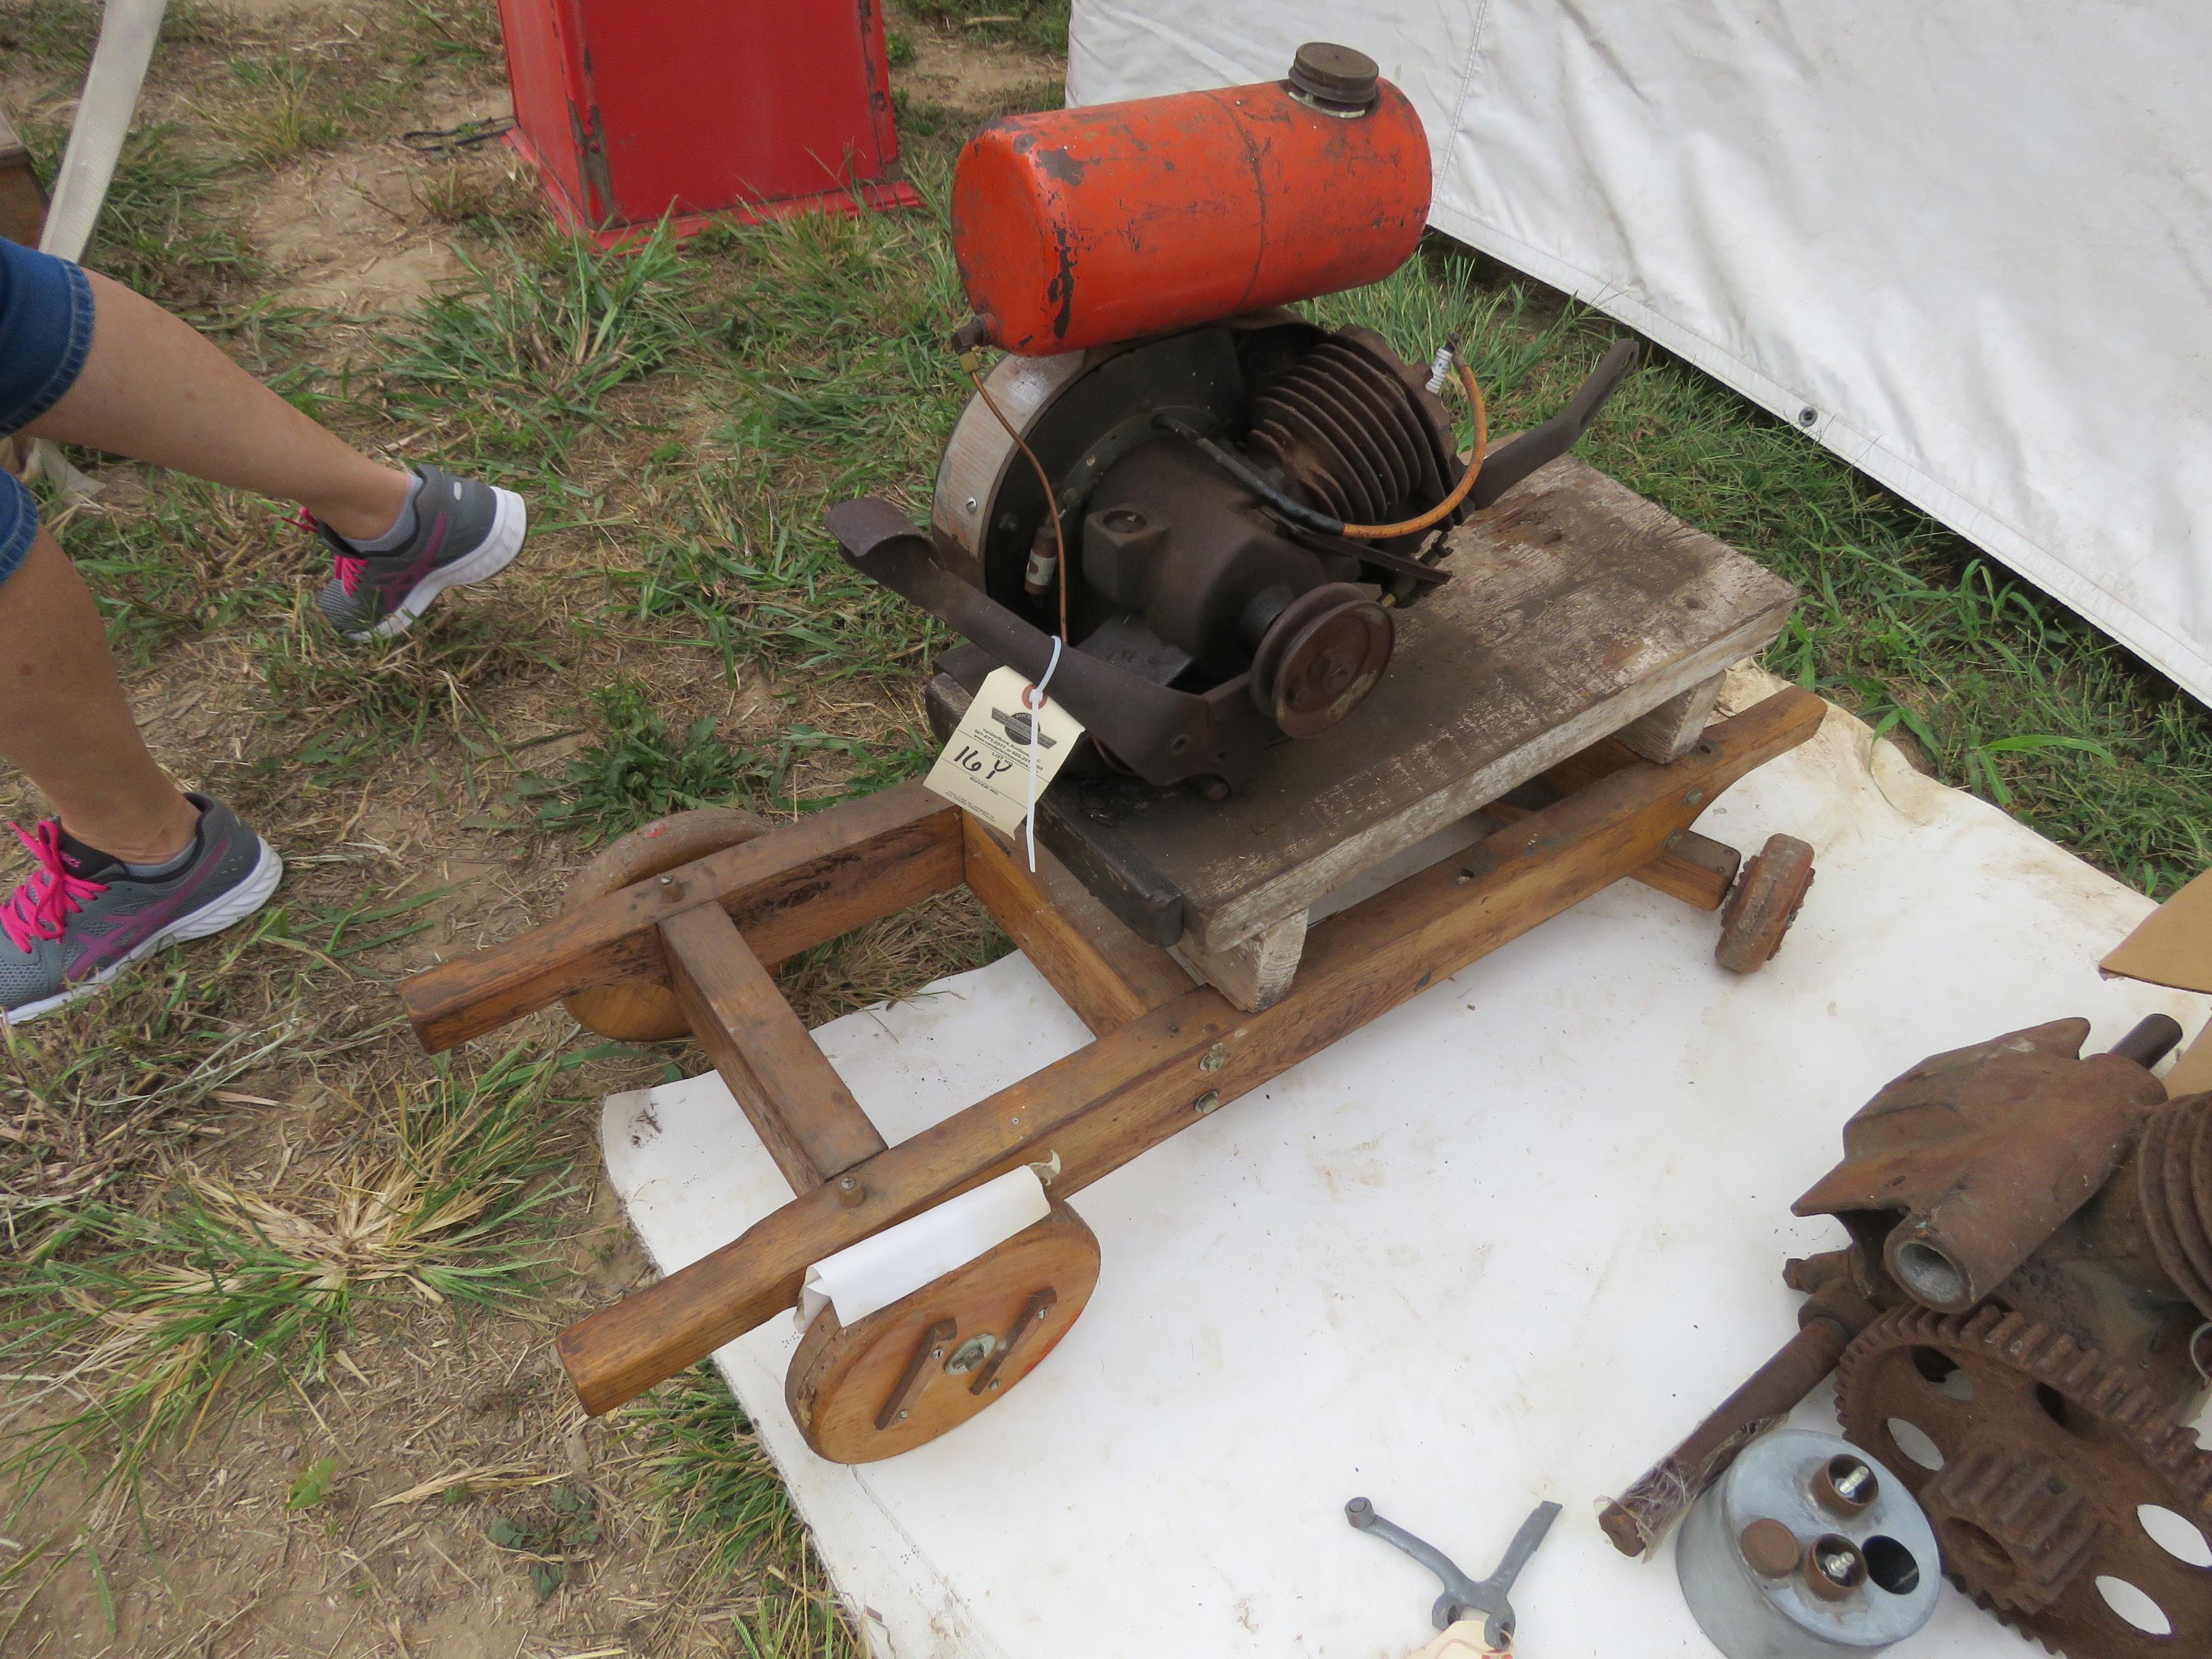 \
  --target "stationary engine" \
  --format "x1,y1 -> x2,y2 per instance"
827,44 -> 1635,795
